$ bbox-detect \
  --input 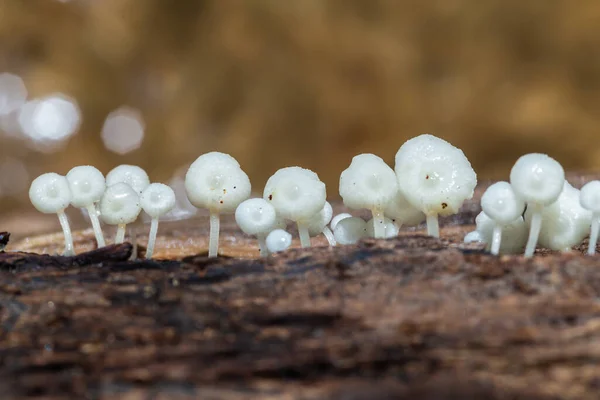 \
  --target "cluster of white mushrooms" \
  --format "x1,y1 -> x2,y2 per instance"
27,133 -> 600,259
